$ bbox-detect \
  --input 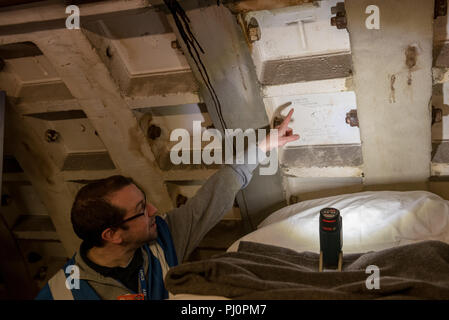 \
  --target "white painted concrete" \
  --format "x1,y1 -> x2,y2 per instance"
245,0 -> 351,81
431,163 -> 449,176
6,56 -> 60,83
346,0 -> 433,184
284,166 -> 363,178
97,13 -> 191,75
264,91 -> 361,146
0,0 -> 153,27
51,118 -> 107,153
